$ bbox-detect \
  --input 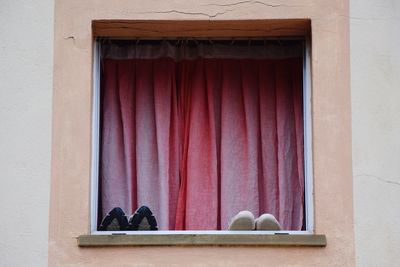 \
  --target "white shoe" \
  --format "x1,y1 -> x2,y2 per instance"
255,213 -> 282,230
228,210 -> 255,230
